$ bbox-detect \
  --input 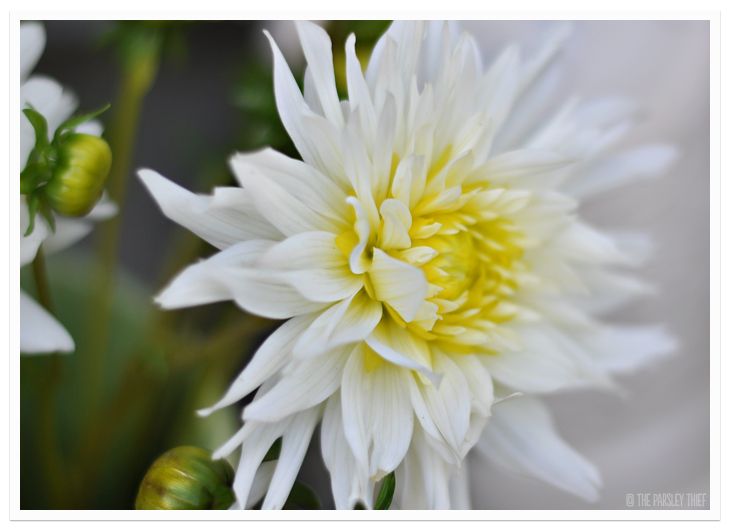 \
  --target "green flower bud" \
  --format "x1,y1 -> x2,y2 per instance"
135,446 -> 235,510
44,133 -> 112,217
